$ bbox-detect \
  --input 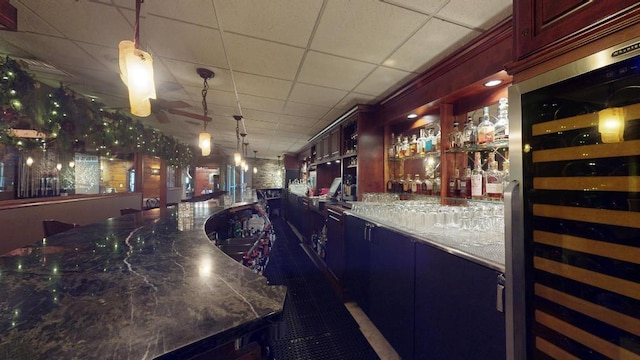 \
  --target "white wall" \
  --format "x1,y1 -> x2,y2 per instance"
0,193 -> 142,254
